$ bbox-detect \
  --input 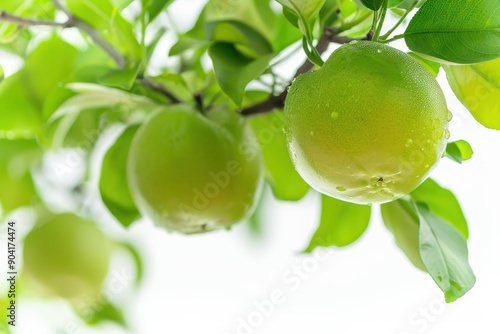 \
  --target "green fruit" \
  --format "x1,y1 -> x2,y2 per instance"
444,58 -> 500,129
284,41 -> 450,204
249,111 -> 309,201
23,213 -> 114,301
127,105 -> 263,234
